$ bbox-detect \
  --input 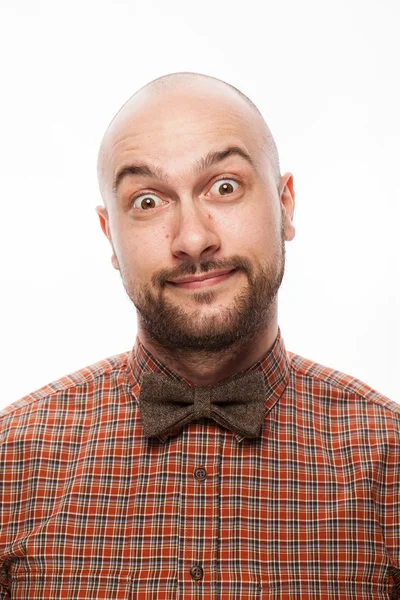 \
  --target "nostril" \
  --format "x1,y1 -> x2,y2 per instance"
170,231 -> 220,262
